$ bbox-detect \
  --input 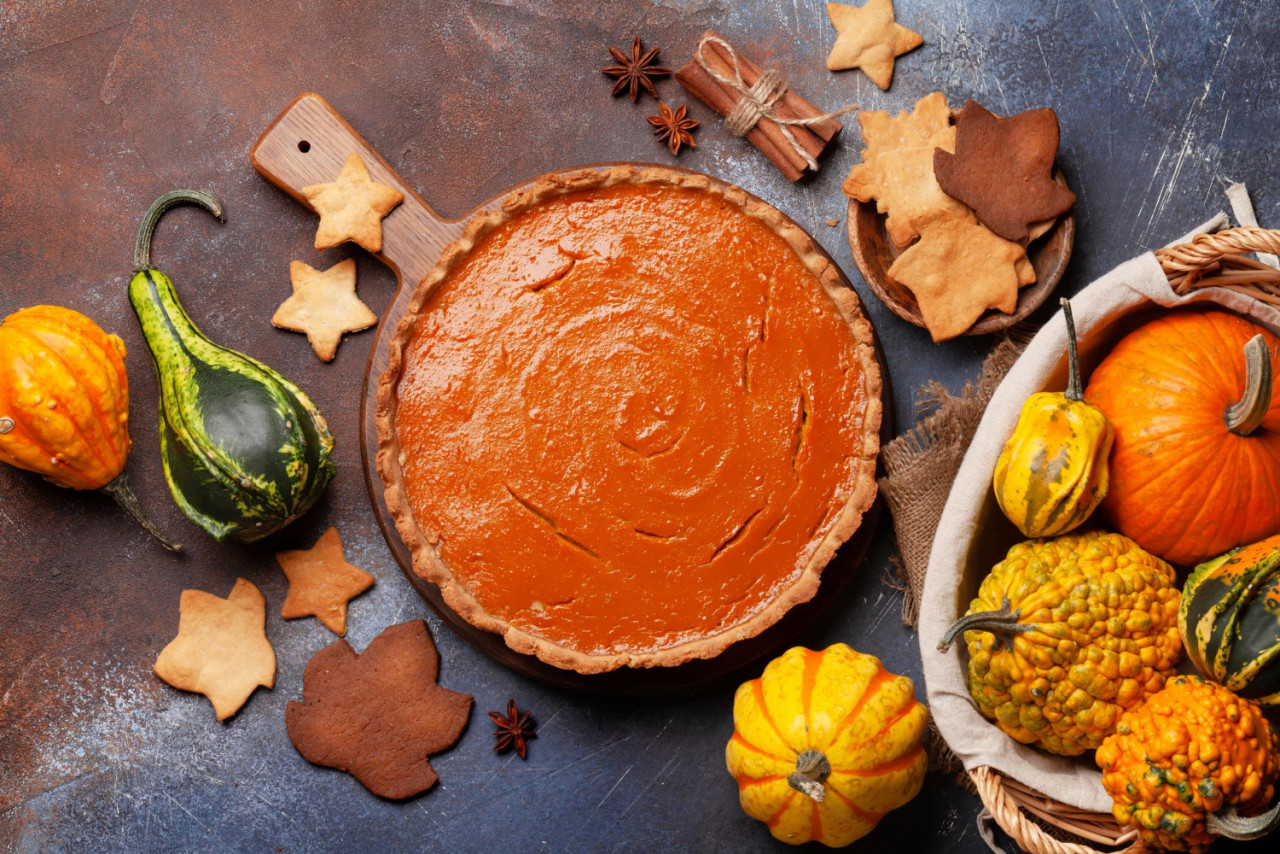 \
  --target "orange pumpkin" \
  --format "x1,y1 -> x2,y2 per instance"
1085,309 -> 1280,566
0,305 -> 178,549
